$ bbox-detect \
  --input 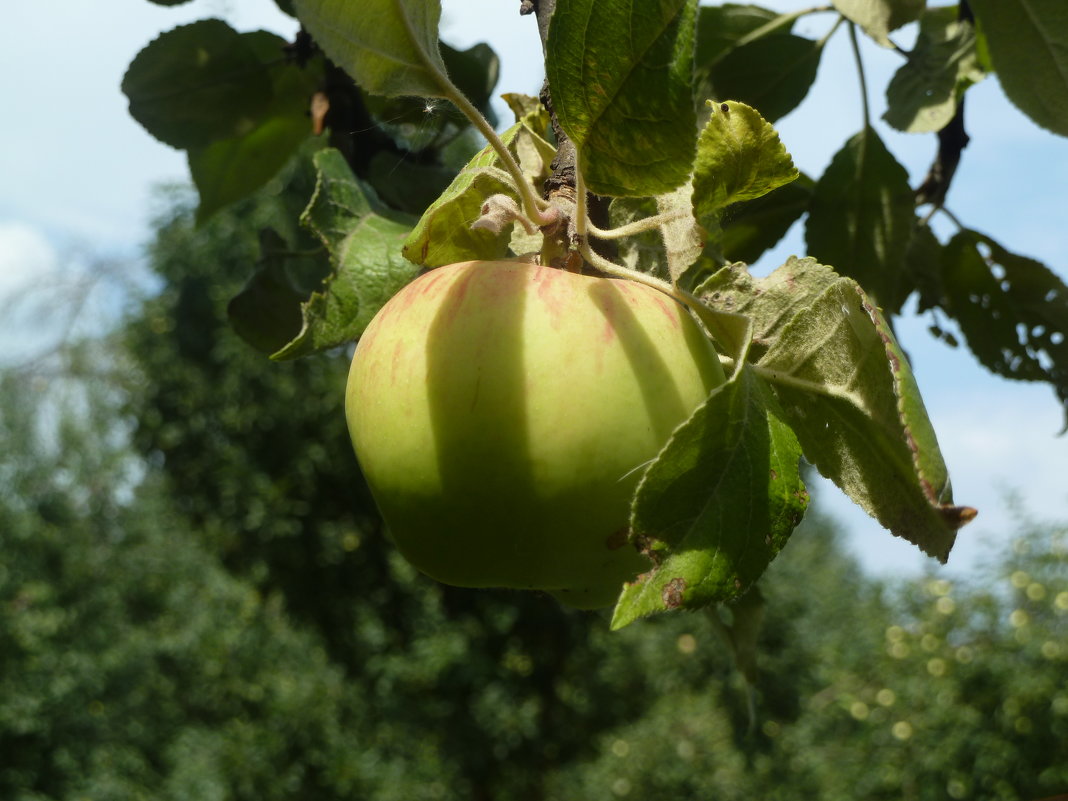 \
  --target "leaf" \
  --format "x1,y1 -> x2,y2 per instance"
293,0 -> 449,98
697,256 -> 841,360
365,154 -> 457,215
884,8 -> 985,133
968,0 -> 1068,136
122,20 -> 275,149
692,100 -> 798,219
441,42 -> 500,126
708,33 -> 823,122
696,3 -> 781,69
189,33 -> 322,222
402,122 -> 554,267
720,174 -> 814,264
940,230 -> 1068,418
756,273 -> 975,560
270,149 -> 419,360
227,230 -> 311,354
546,0 -> 699,196
833,0 -> 924,48
611,367 -> 807,629
273,0 -> 296,16
805,128 -> 915,313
